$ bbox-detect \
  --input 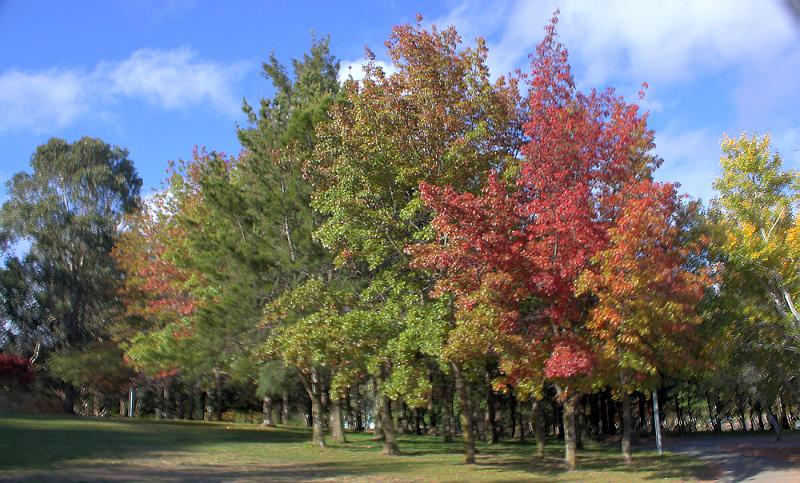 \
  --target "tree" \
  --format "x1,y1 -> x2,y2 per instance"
705,132 -> 800,435
1,137 -> 141,412
115,38 -> 341,430
312,16 -> 522,461
576,180 -> 709,462
413,13 -> 661,470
